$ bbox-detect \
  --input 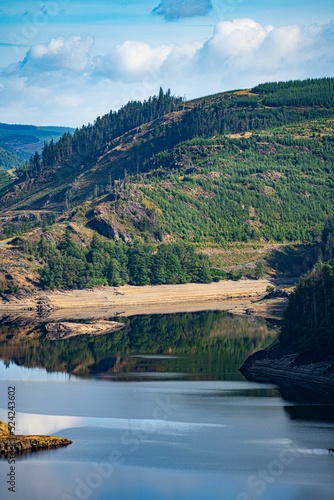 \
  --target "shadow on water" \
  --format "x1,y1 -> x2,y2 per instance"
284,404 -> 334,423
277,382 -> 334,422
